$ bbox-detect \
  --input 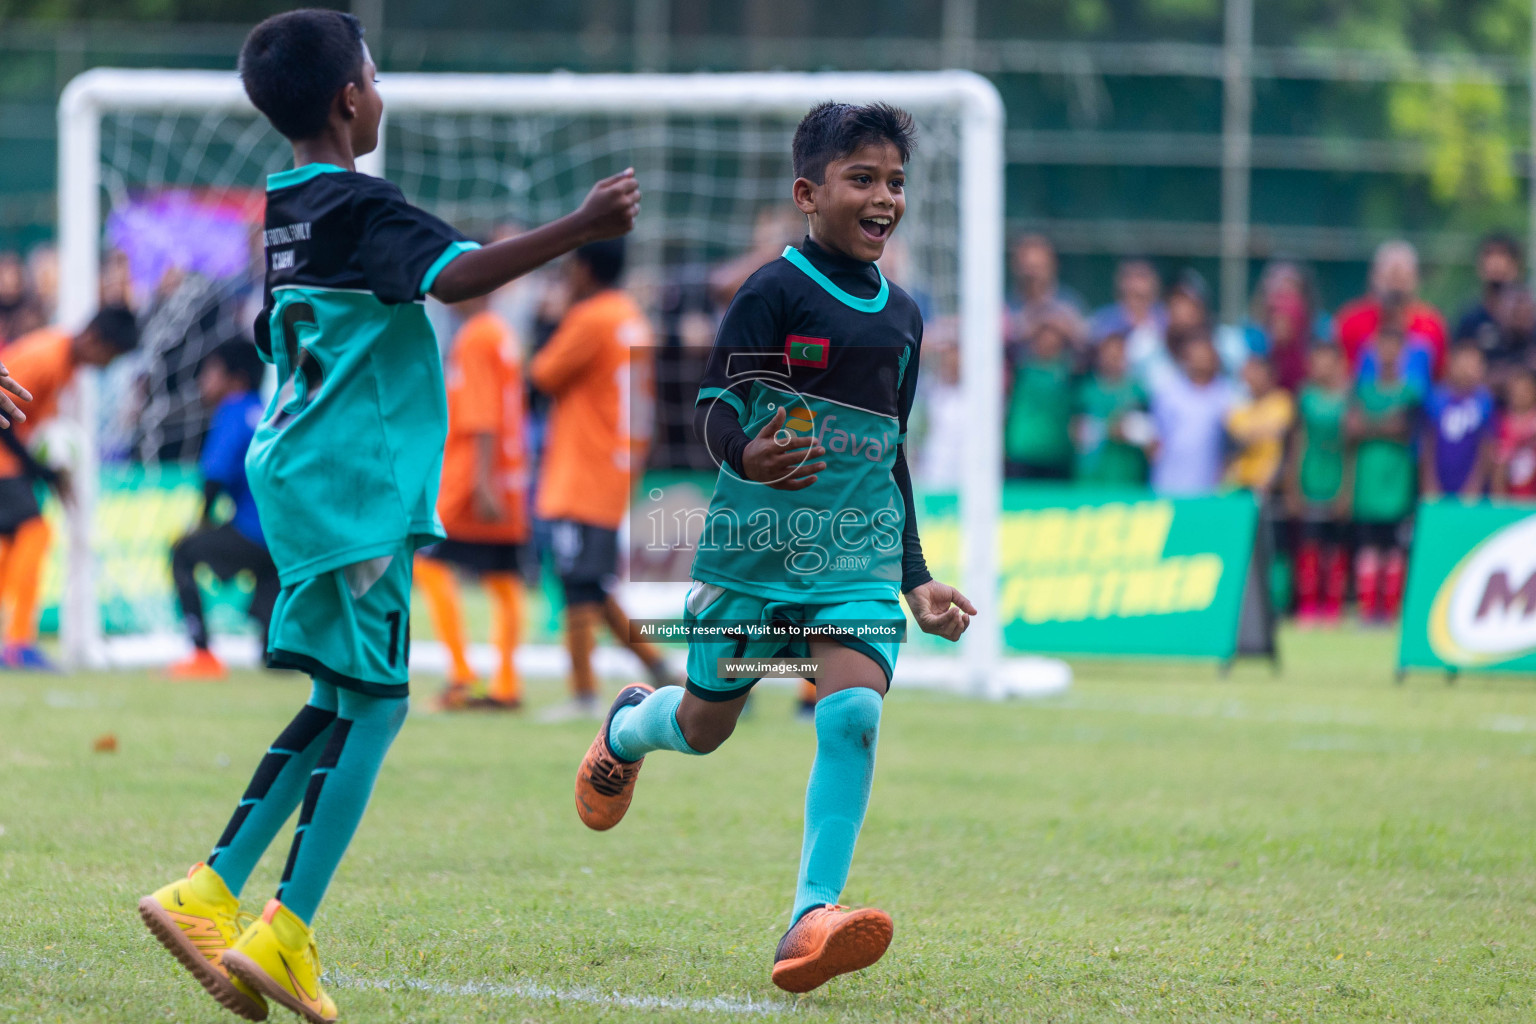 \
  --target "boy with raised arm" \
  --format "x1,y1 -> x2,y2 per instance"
573,101 -> 974,993
136,11 -> 638,1022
